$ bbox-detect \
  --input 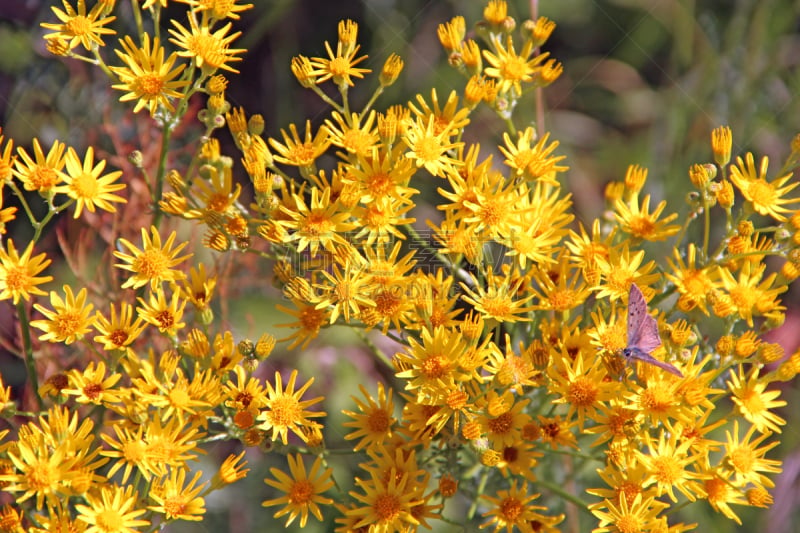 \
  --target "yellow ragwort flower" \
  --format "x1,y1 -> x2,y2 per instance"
30,285 -> 95,345
0,240 -> 53,304
149,468 -> 207,521
114,226 -> 191,290
75,484 -> 149,533
262,454 -> 335,528
13,138 -> 66,194
257,369 -> 326,445
169,17 -> 245,74
55,146 -> 126,218
482,35 -> 547,96
110,34 -> 189,116
41,0 -> 116,51
729,153 -> 799,221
